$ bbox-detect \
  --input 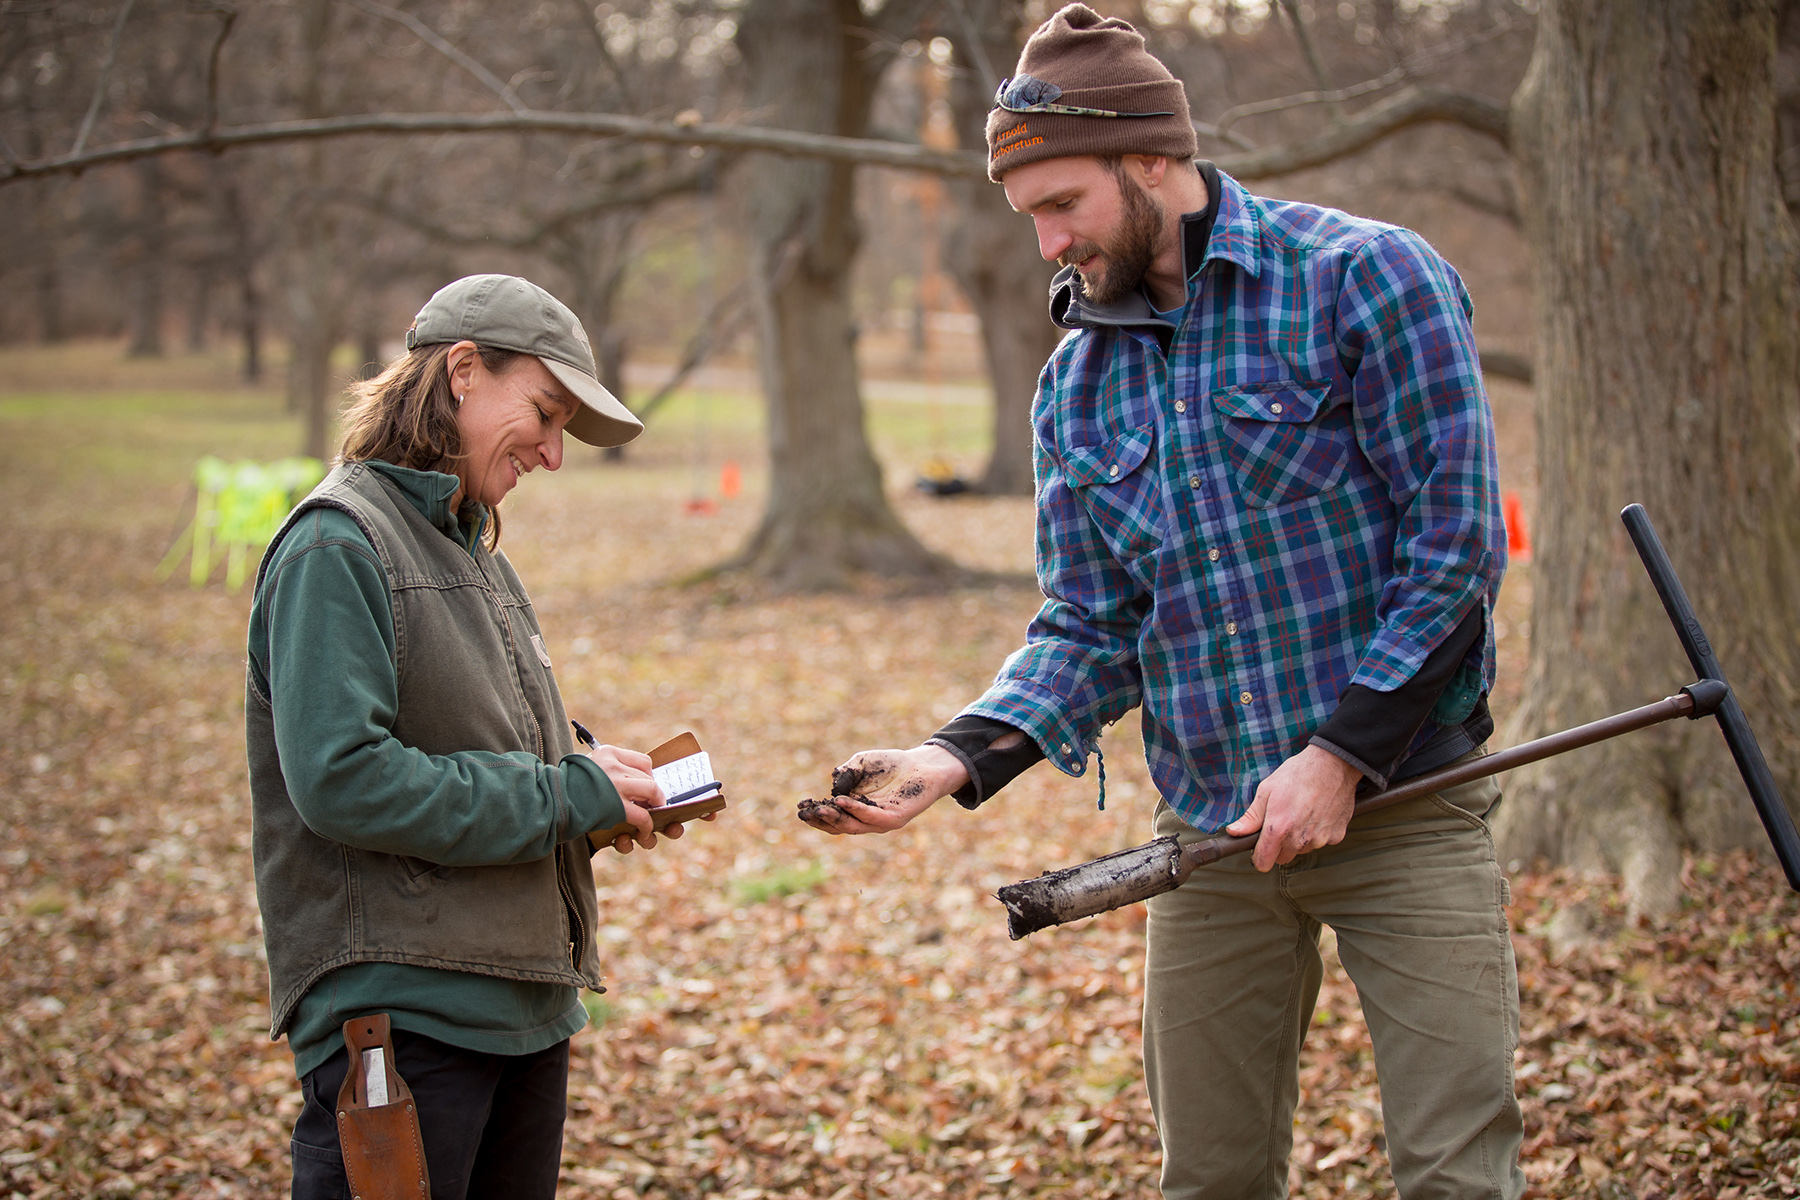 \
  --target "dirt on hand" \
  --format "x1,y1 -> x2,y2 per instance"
798,764 -> 895,824
829,760 -> 879,799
